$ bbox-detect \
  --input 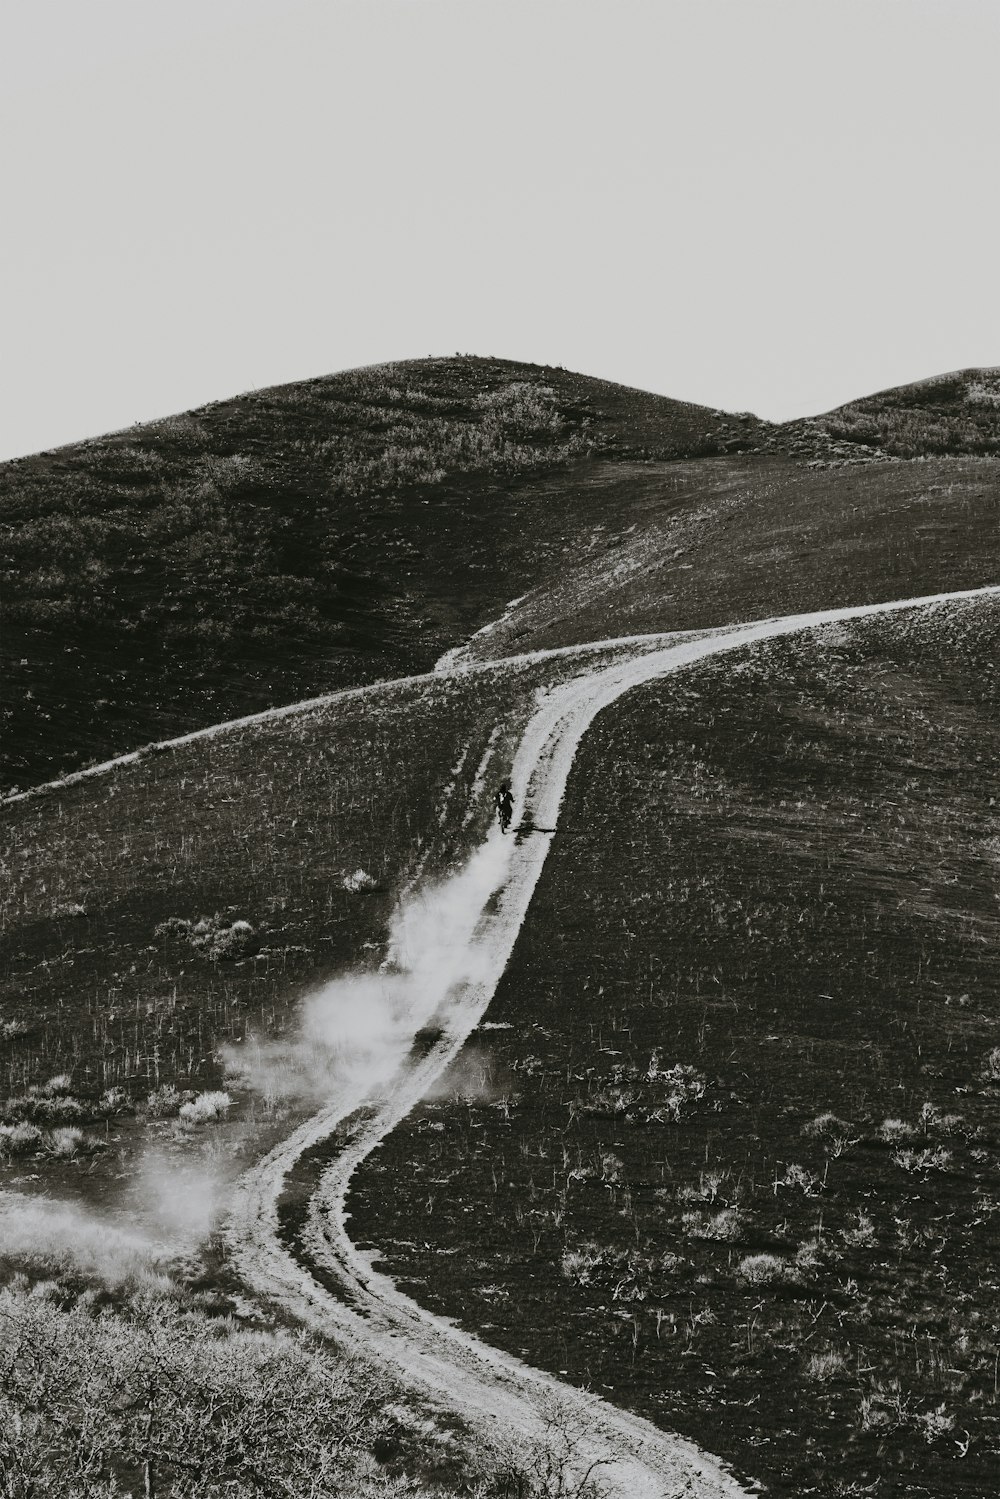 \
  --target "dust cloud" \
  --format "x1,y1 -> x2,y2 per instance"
224,832 -> 511,1107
